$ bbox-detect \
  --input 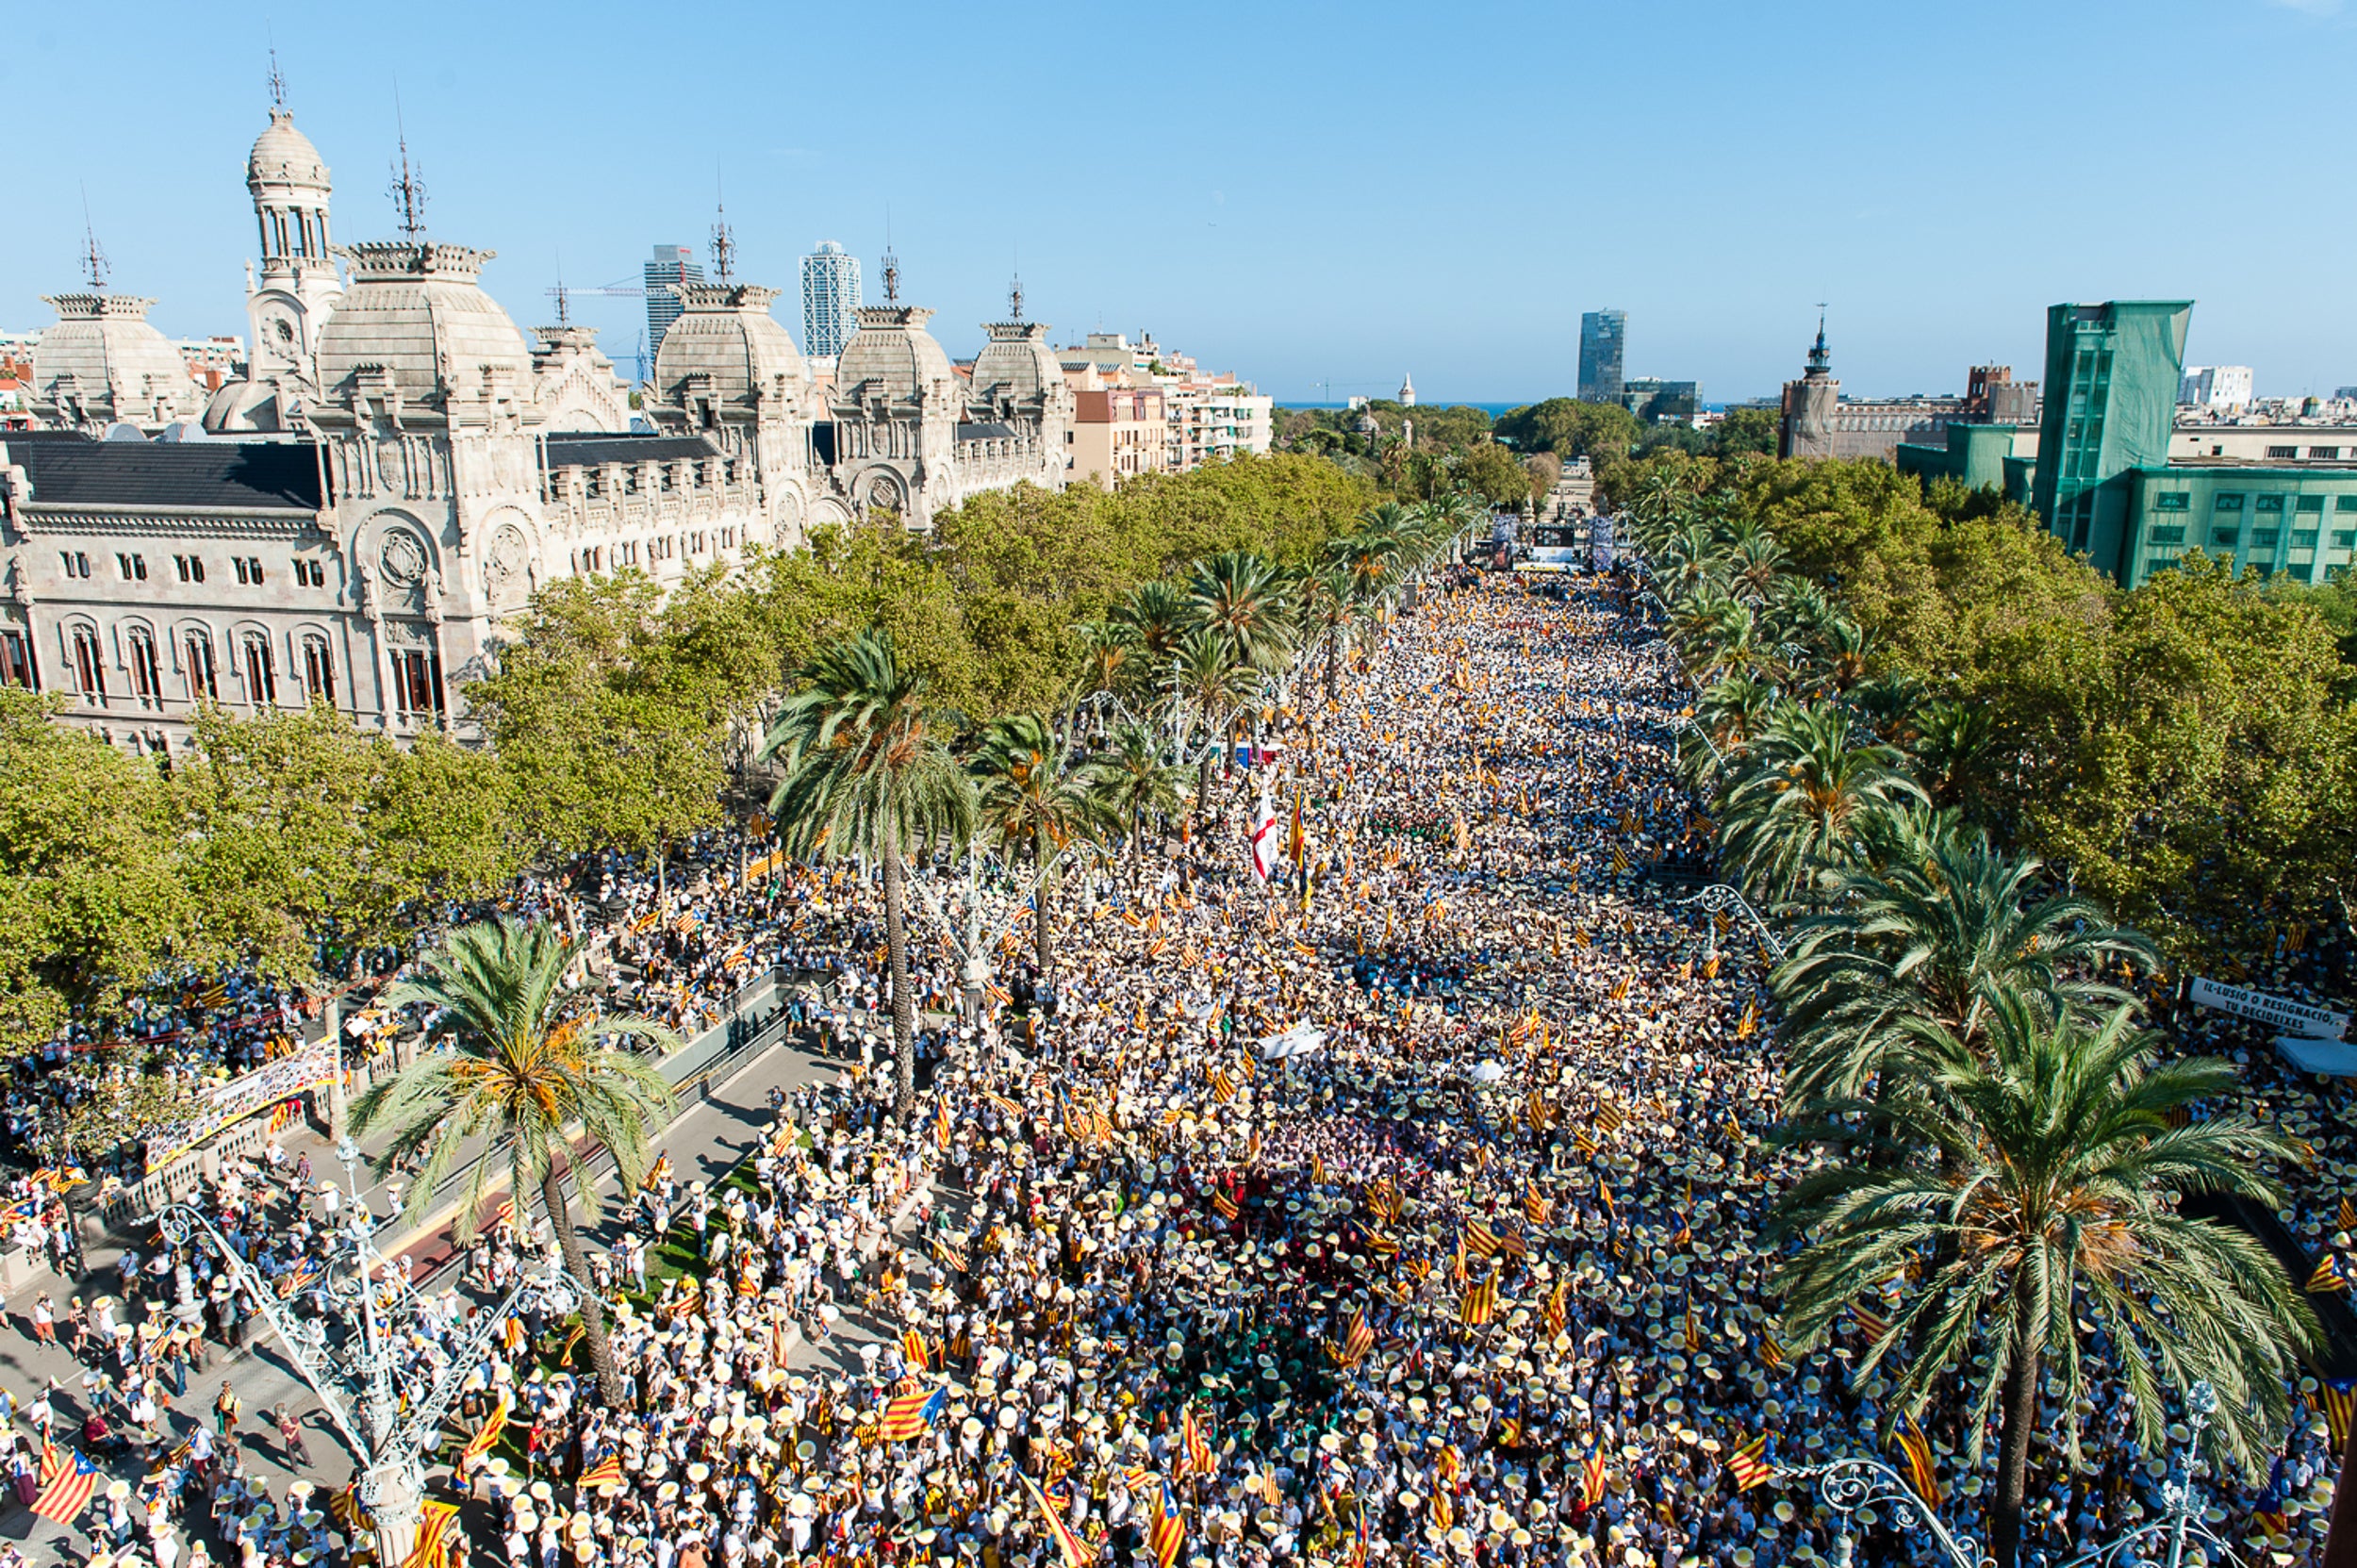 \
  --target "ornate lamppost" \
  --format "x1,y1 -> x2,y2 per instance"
161,1136 -> 585,1565
1680,883 -> 1786,963
1772,1381 -> 2250,1568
